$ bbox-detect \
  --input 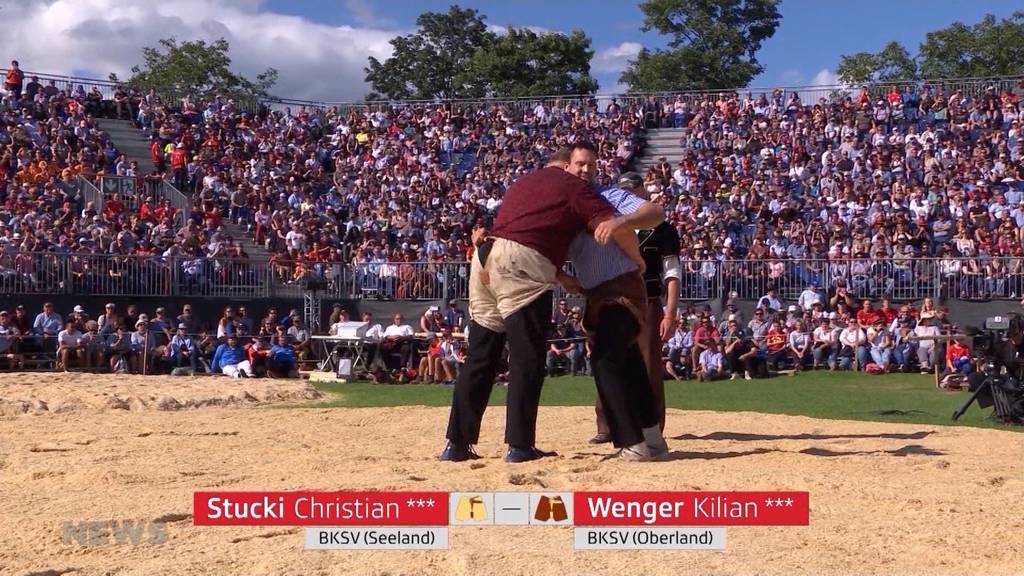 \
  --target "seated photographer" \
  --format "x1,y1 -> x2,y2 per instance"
696,341 -> 727,382
78,321 -> 105,371
546,323 -> 581,377
56,320 -> 84,372
247,336 -> 273,377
